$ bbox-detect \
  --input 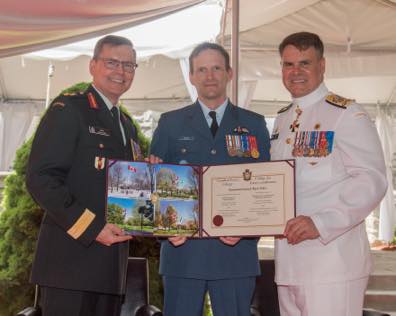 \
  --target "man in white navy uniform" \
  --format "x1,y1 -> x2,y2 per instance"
271,31 -> 387,316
